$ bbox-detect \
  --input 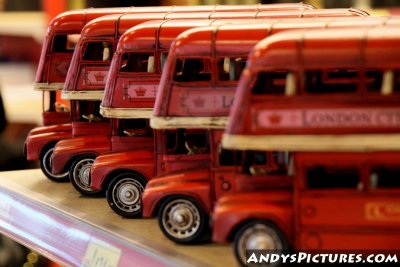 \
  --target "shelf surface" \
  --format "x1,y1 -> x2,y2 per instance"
0,169 -> 237,267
